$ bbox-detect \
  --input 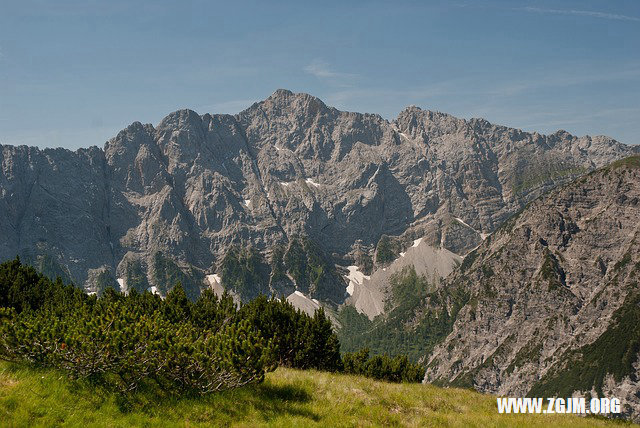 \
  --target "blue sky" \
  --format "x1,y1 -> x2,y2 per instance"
0,0 -> 638,150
